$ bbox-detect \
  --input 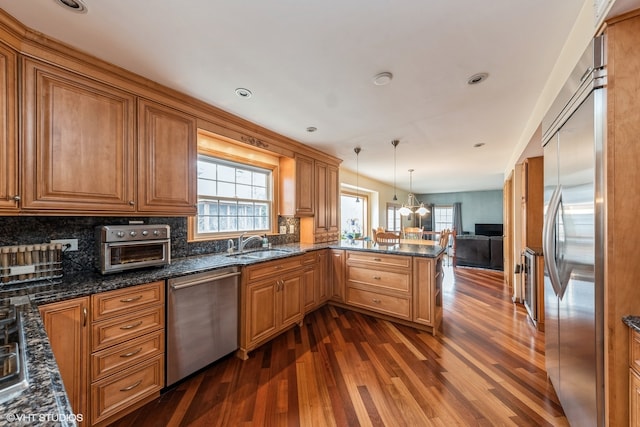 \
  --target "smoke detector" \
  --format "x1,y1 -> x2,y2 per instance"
372,72 -> 393,86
